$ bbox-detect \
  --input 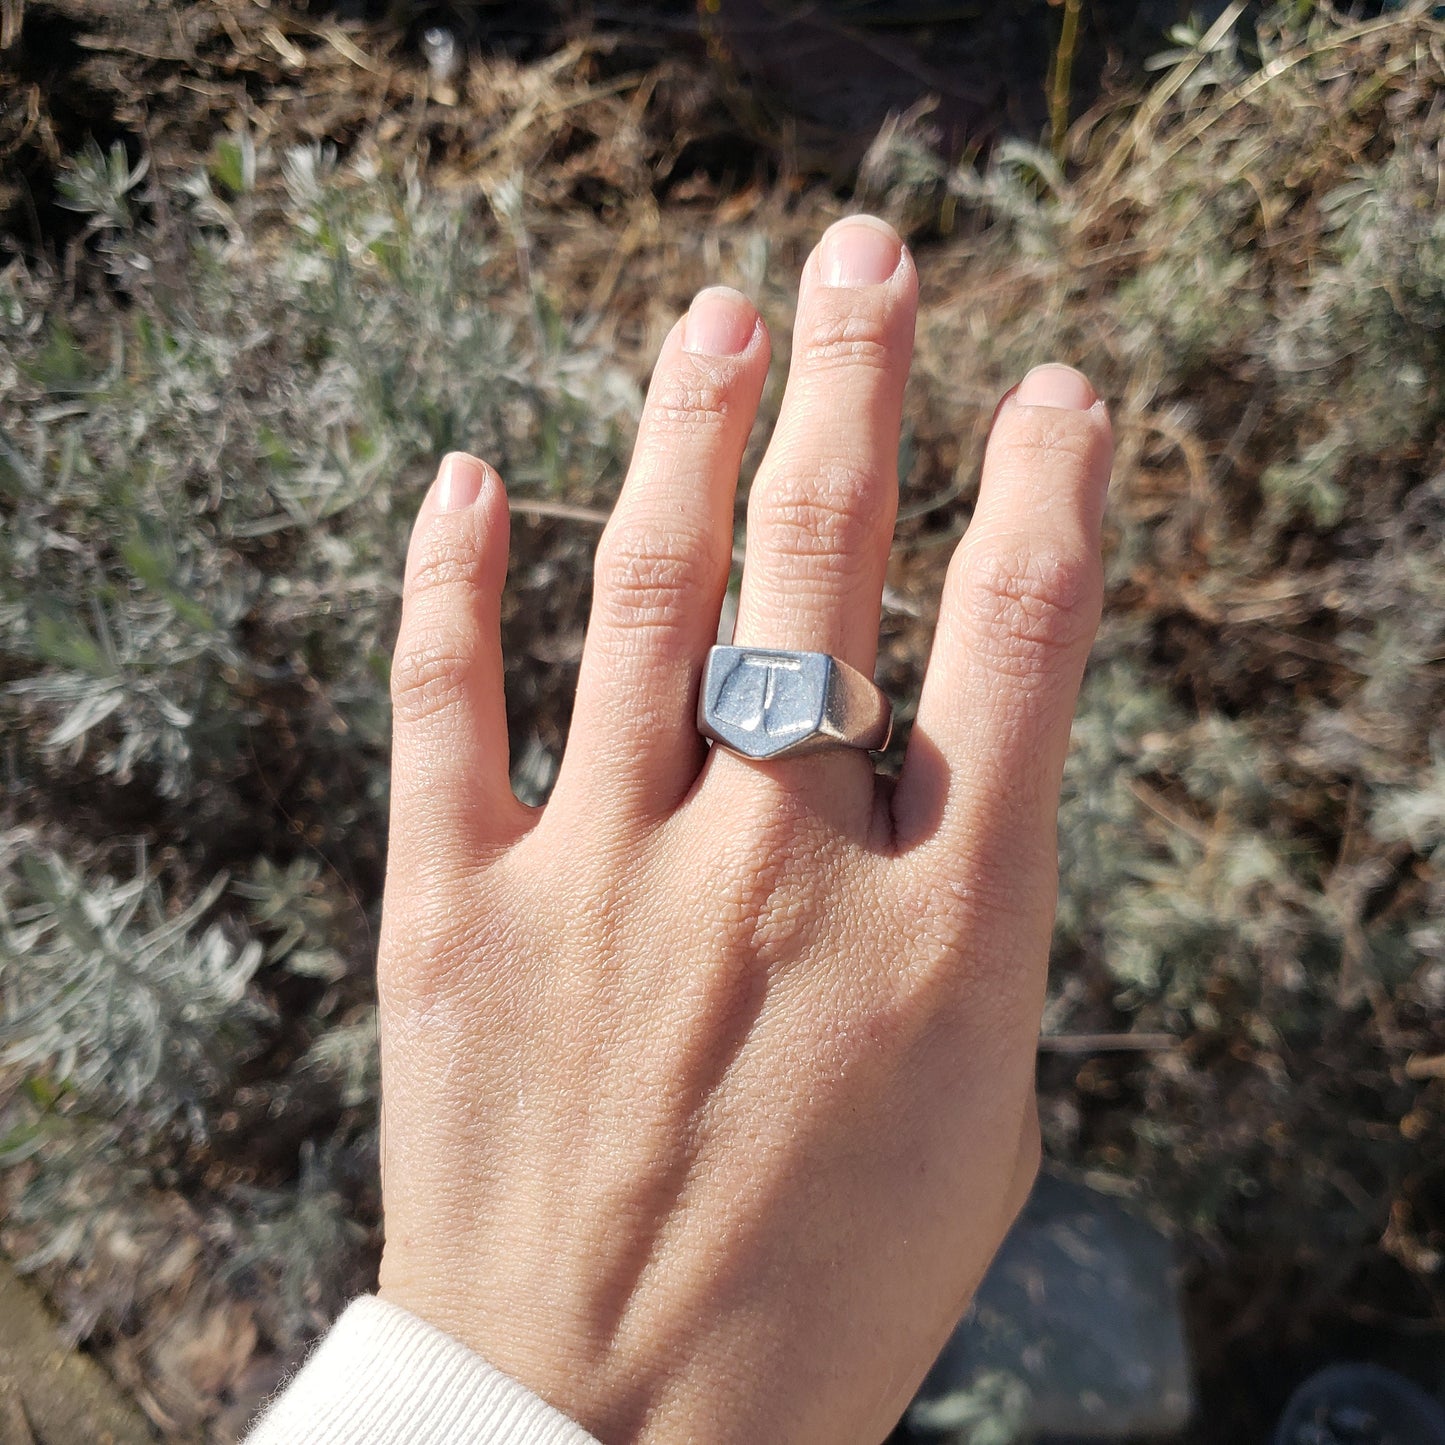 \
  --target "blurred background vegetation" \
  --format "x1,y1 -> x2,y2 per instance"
0,0 -> 1442,1439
